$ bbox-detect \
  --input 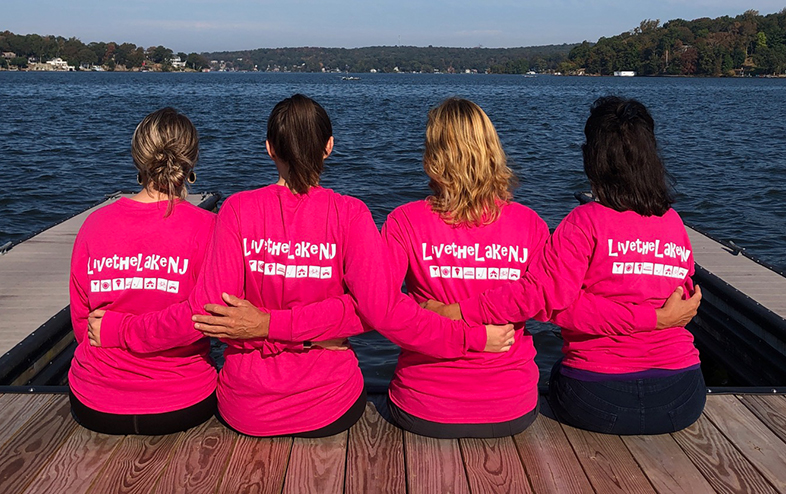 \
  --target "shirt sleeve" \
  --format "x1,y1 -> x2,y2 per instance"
69,229 -> 90,345
459,215 -> 592,326
268,204 -> 487,358
550,291 -> 658,334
